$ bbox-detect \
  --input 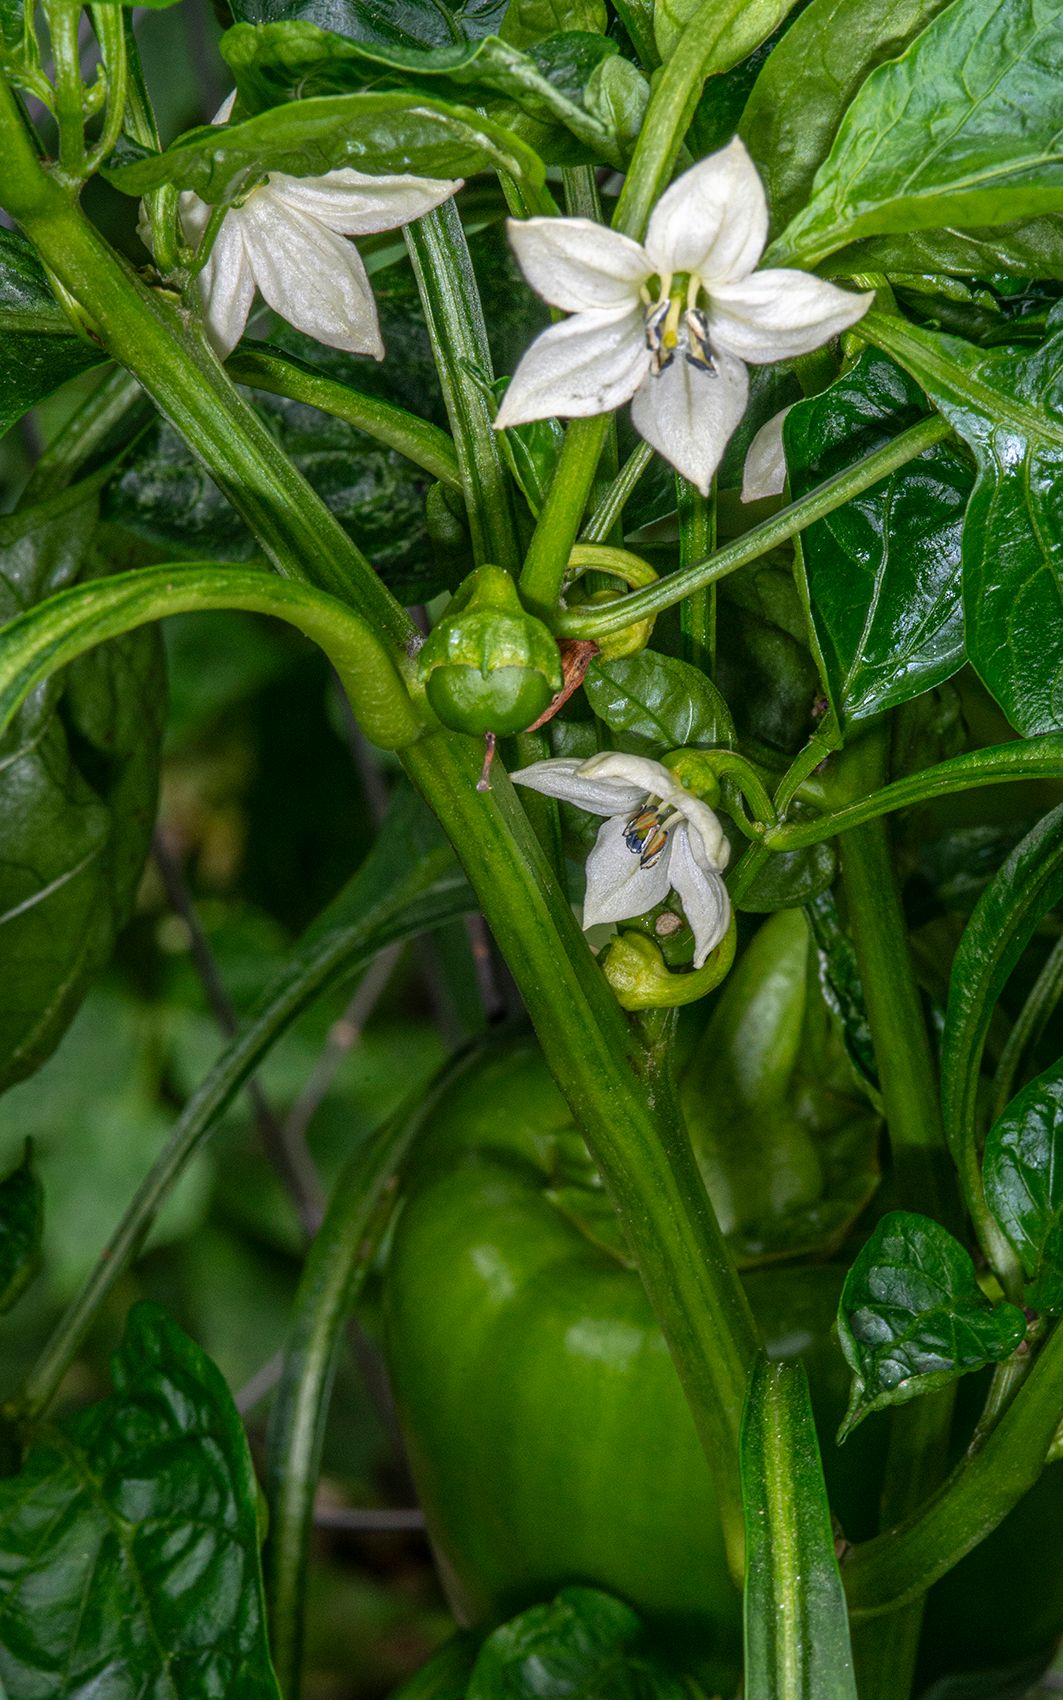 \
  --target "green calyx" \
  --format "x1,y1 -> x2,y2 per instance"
419,564 -> 563,738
